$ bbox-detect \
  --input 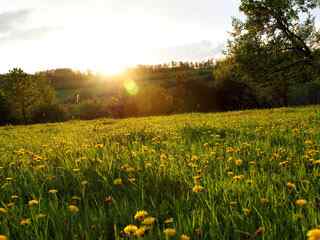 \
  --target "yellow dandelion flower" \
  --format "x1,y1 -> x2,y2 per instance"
193,175 -> 202,183
28,199 -> 39,207
142,217 -> 156,225
134,227 -> 146,237
313,160 -> 320,165
233,175 -> 244,181
164,228 -> 176,237
180,234 -> 191,240
113,178 -> 123,186
279,161 -> 289,167
95,144 -> 104,149
6,203 -> 15,208
192,185 -> 204,193
81,180 -> 88,186
68,205 -> 79,214
0,208 -> 8,214
128,178 -> 136,184
134,210 -> 148,221
124,224 -> 138,236
0,235 -> 7,240
287,182 -> 296,190
295,199 -> 307,207
48,189 -> 58,194
235,159 -> 243,166
11,195 -> 19,200
164,217 -> 174,224
20,218 -> 31,225
145,162 -> 152,168
243,208 -> 251,216
307,228 -> 320,240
